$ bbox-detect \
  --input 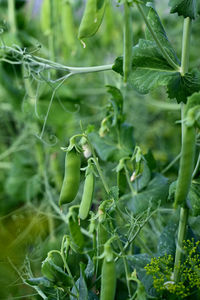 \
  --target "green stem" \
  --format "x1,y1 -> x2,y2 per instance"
86,136 -> 110,194
68,64 -> 113,74
180,17 -> 192,76
161,152 -> 181,174
124,165 -> 137,195
136,3 -> 180,71
109,221 -> 132,297
8,0 -> 17,34
173,17 -> 192,282
173,207 -> 188,282
123,1 -> 133,83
